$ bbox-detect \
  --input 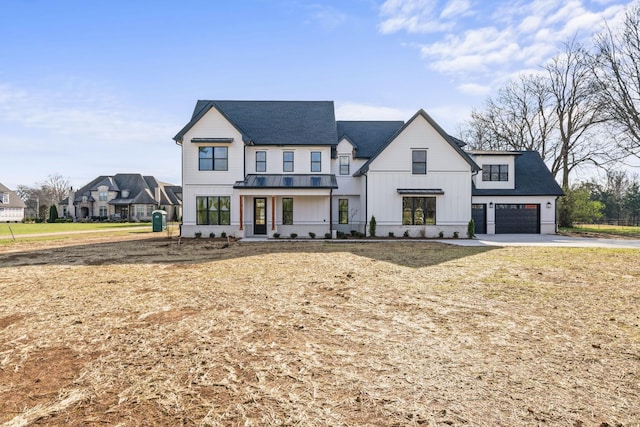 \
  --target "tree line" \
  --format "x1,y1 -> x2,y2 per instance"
458,4 -> 640,226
